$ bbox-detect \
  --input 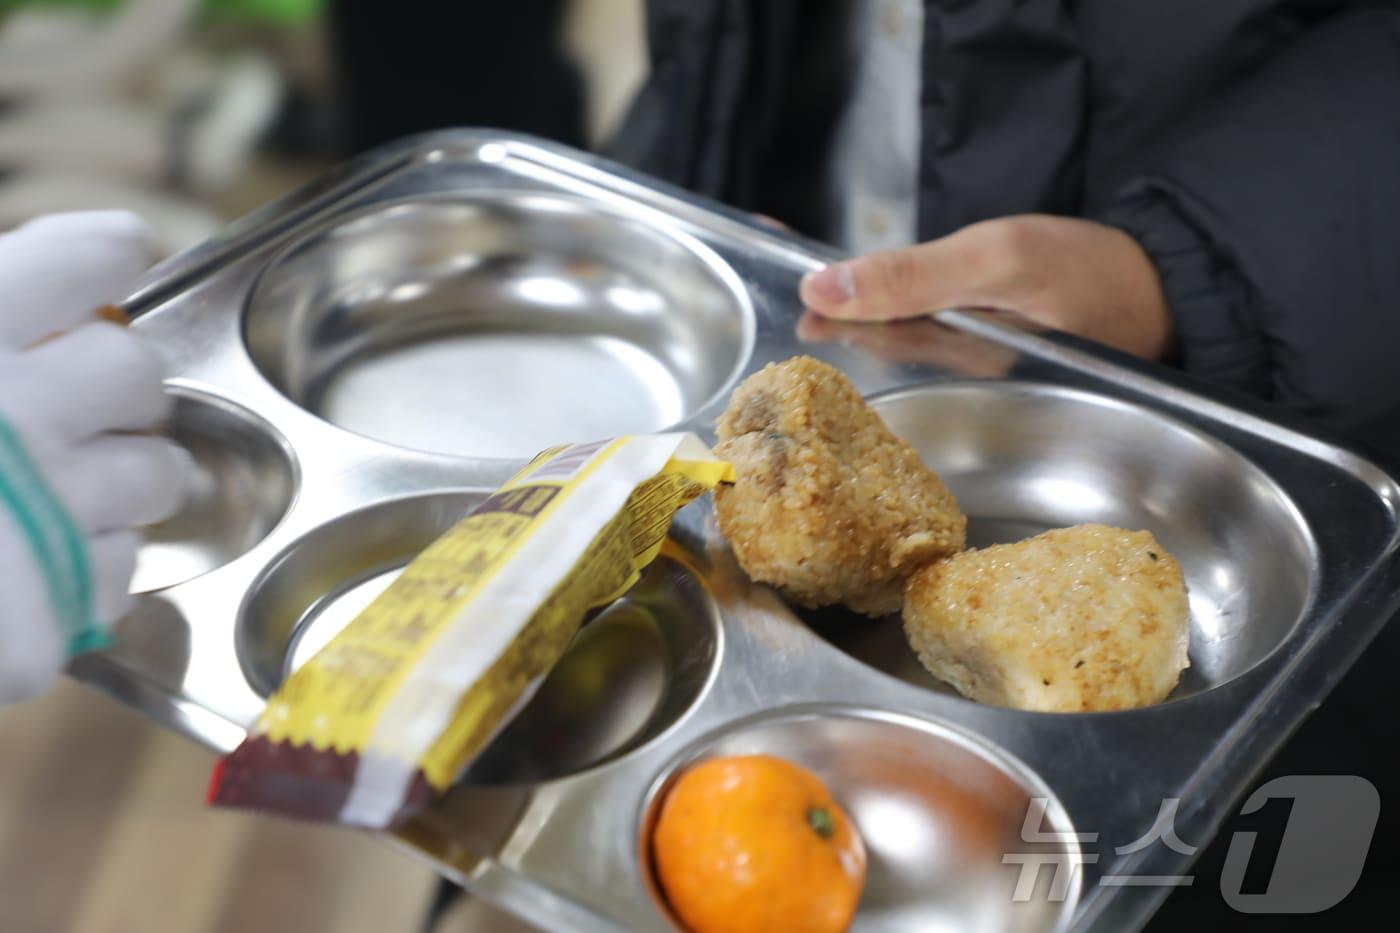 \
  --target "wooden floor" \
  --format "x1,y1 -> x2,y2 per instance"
0,682 -> 536,933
